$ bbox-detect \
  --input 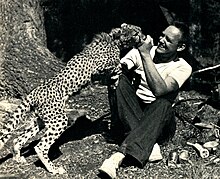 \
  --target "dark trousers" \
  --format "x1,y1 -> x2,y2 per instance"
112,74 -> 176,167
